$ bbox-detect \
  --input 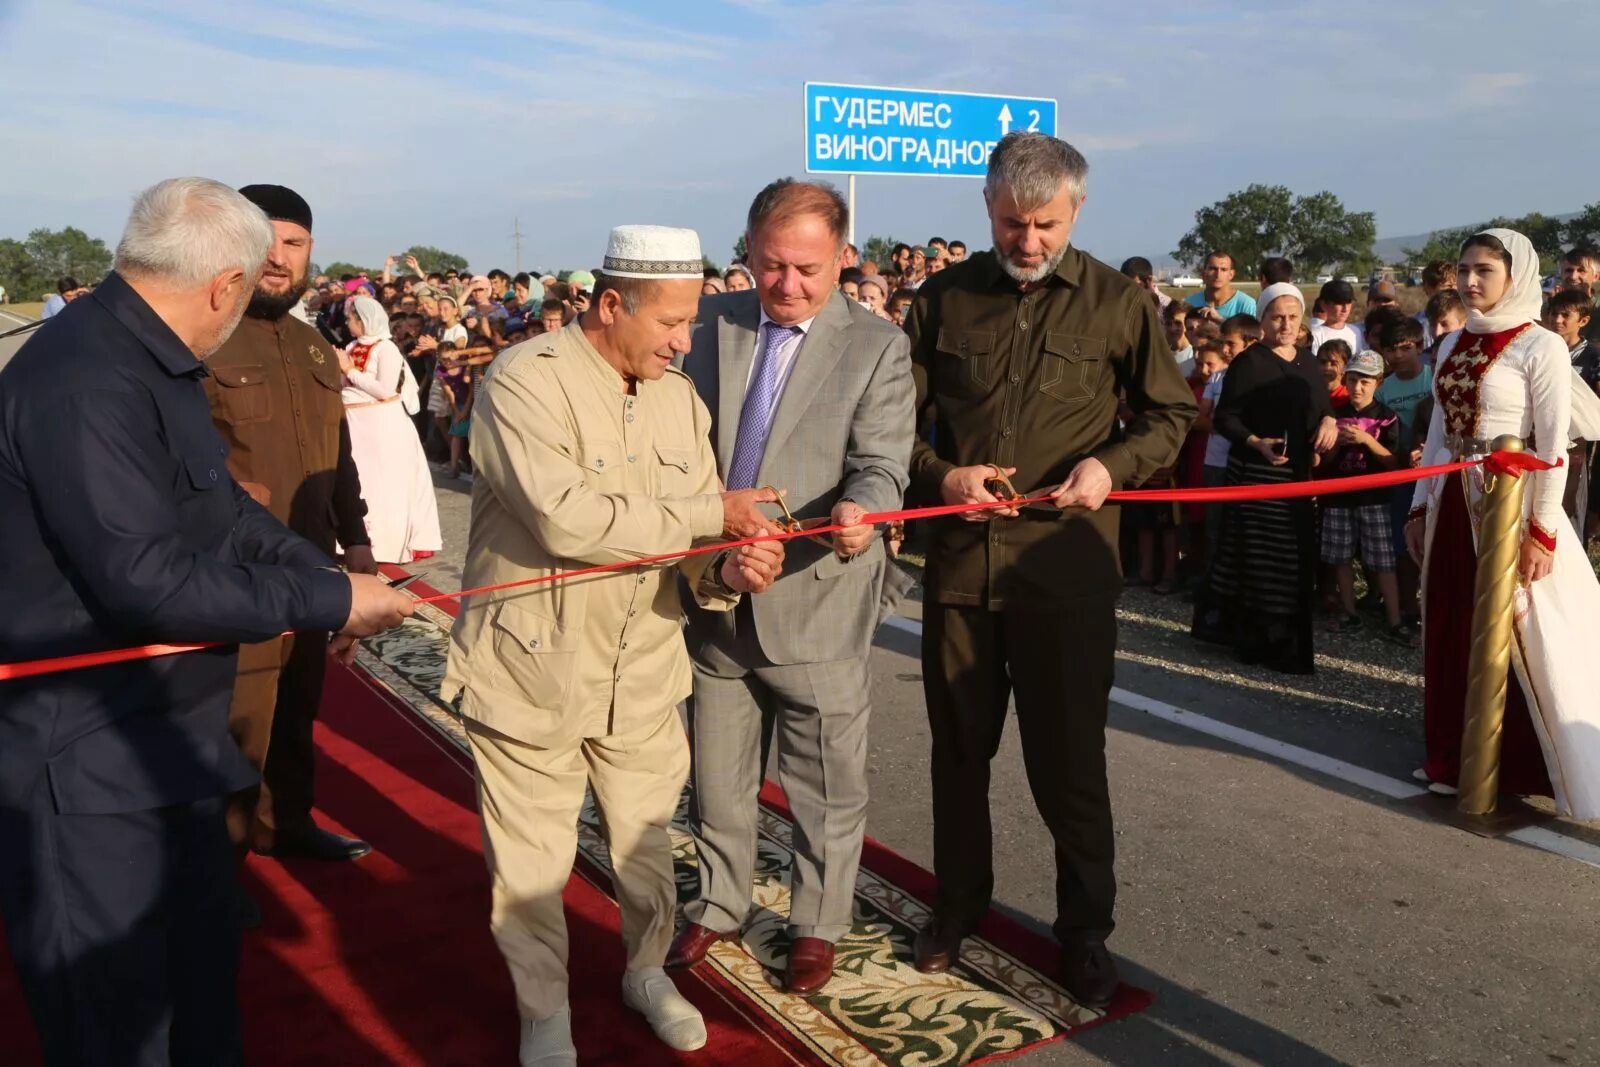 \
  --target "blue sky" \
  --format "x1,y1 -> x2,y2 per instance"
1,0 -> 1595,274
